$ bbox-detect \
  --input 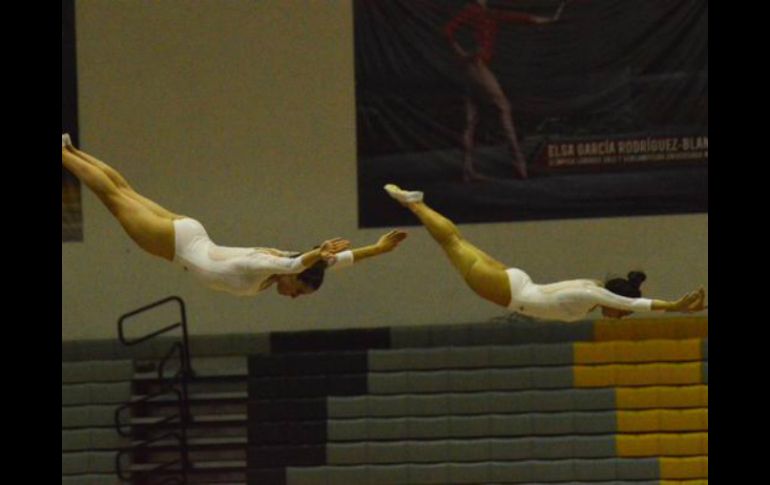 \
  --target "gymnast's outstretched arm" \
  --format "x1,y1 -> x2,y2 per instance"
328,230 -> 408,271
581,286 -> 707,314
650,287 -> 707,313
245,238 -> 351,274
497,0 -> 571,24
